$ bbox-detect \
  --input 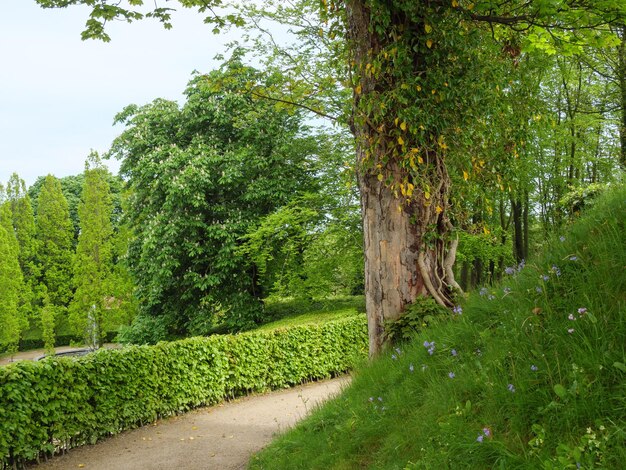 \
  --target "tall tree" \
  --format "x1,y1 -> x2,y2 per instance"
69,154 -> 116,348
0,195 -> 27,353
5,173 -> 37,321
109,58 -> 319,339
35,175 -> 74,330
